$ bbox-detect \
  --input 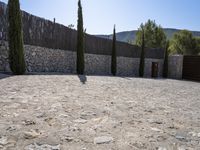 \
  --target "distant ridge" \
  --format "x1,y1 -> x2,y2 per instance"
96,28 -> 200,43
